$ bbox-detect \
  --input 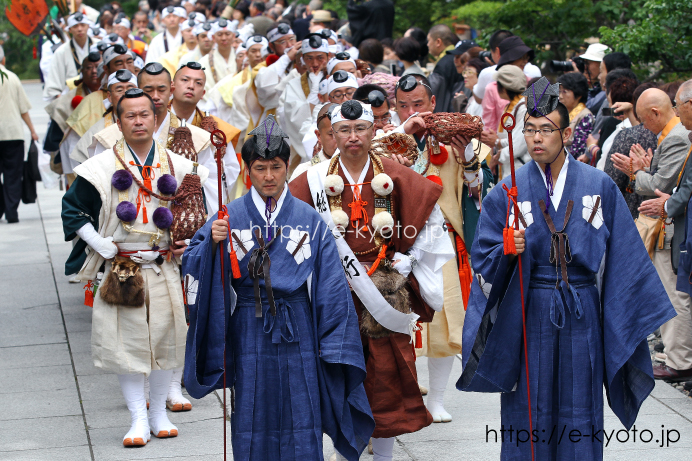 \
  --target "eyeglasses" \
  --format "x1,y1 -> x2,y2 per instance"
330,89 -> 356,101
373,114 -> 391,124
179,61 -> 205,71
334,123 -> 373,139
143,62 -> 165,75
673,99 -> 692,114
522,127 -> 564,137
114,69 -> 135,82
461,69 -> 477,77
124,88 -> 145,98
396,74 -> 432,93
367,90 -> 386,108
